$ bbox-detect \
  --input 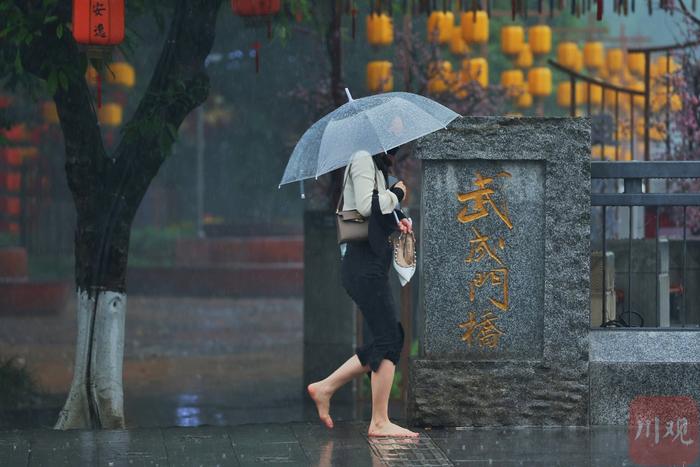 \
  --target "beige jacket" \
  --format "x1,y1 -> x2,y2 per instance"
341,151 -> 399,217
